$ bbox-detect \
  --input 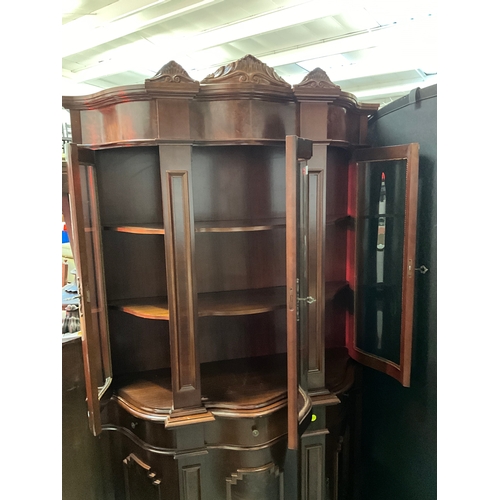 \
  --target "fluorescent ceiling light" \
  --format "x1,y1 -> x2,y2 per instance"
298,54 -> 351,72
62,0 -> 220,57
152,0 -> 350,52
96,0 -> 170,25
260,15 -> 435,67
